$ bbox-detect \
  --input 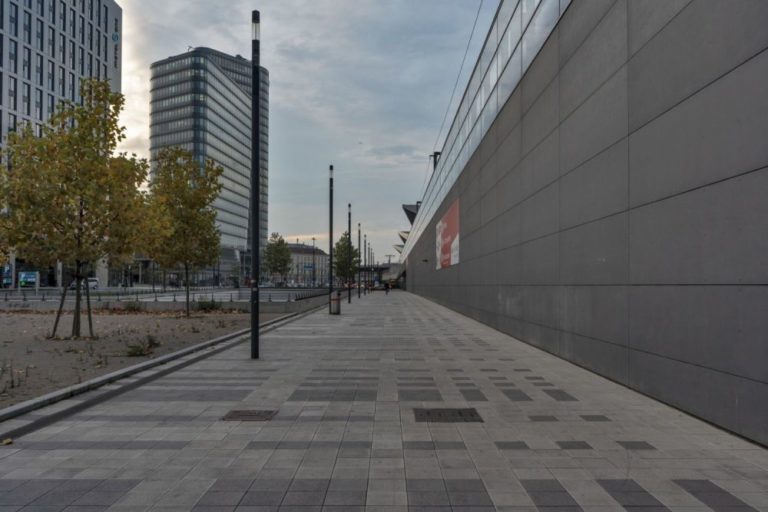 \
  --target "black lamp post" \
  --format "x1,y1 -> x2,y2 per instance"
363,235 -> 367,295
312,237 -> 316,287
328,164 -> 334,313
250,10 -> 261,360
347,203 -> 352,304
357,223 -> 361,299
